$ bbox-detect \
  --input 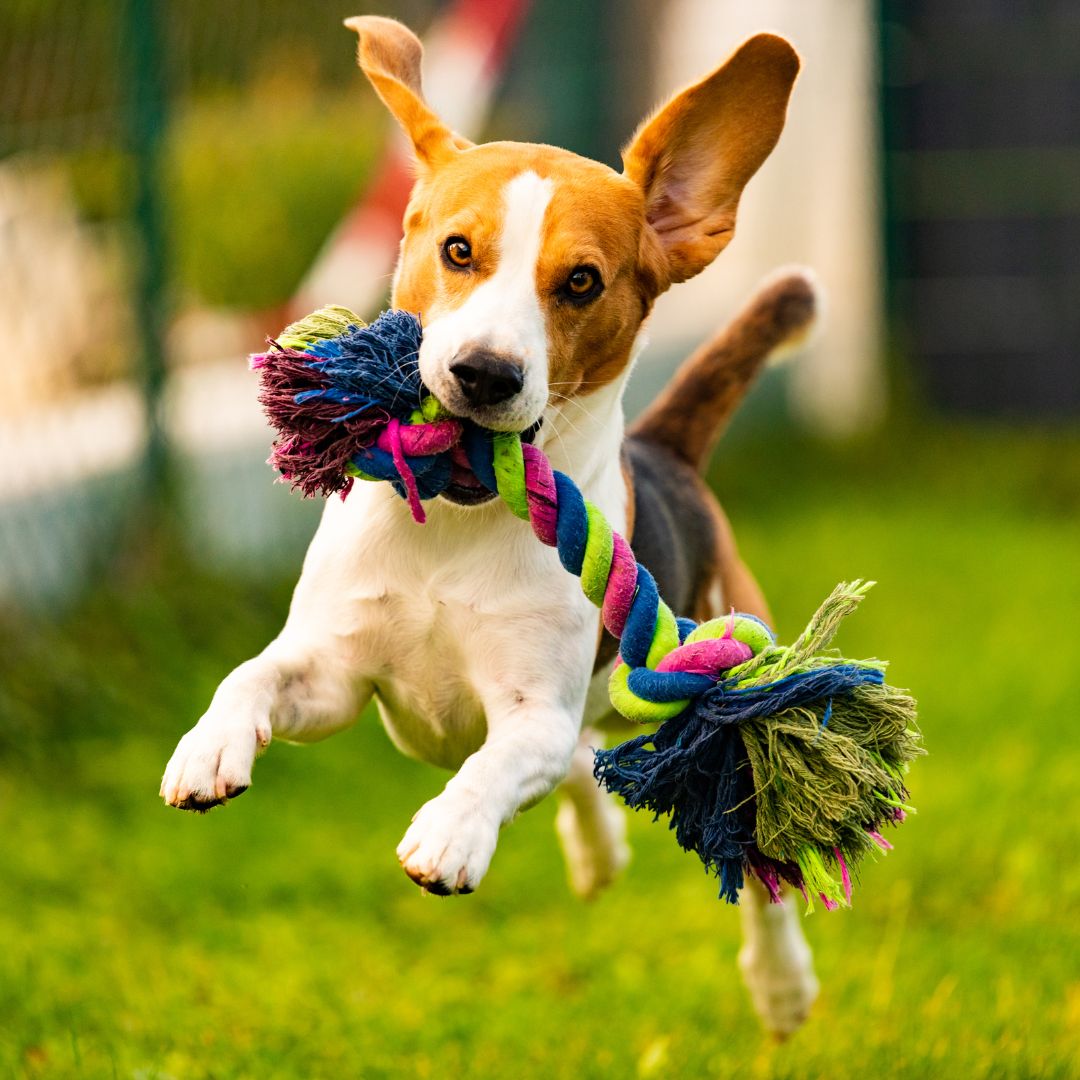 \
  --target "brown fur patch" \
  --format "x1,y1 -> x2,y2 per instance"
702,497 -> 772,626
346,17 -> 463,169
621,451 -> 636,541
618,438 -> 719,623
592,441 -> 771,673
